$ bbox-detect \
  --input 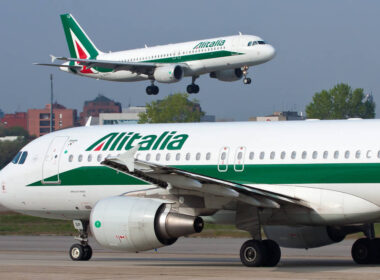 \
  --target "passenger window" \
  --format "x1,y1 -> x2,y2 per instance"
334,151 -> 339,159
291,151 -> 296,159
366,150 -> 372,159
378,150 -> 380,159
356,150 -> 361,159
206,152 -> 211,160
78,155 -> 83,162
186,153 -> 191,161
176,153 -> 181,161
156,153 -> 161,161
237,152 -> 243,160
69,155 -> 74,162
259,152 -> 265,160
166,153 -> 171,161
19,152 -> 28,164
87,154 -> 92,162
221,152 -> 226,160
12,152 -> 22,164
280,151 -> 286,159
97,154 -> 102,162
323,151 -> 328,159
270,151 -> 275,160
312,151 -> 318,159
302,151 -> 307,159
345,151 -> 350,159
249,152 -> 254,160
145,153 -> 151,161
196,153 -> 201,160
